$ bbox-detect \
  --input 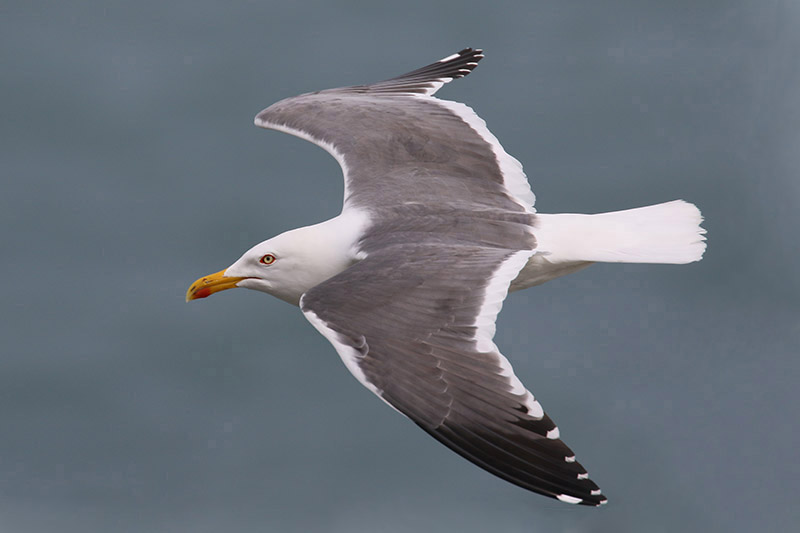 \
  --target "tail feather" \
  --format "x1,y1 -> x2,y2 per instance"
533,200 -> 707,264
